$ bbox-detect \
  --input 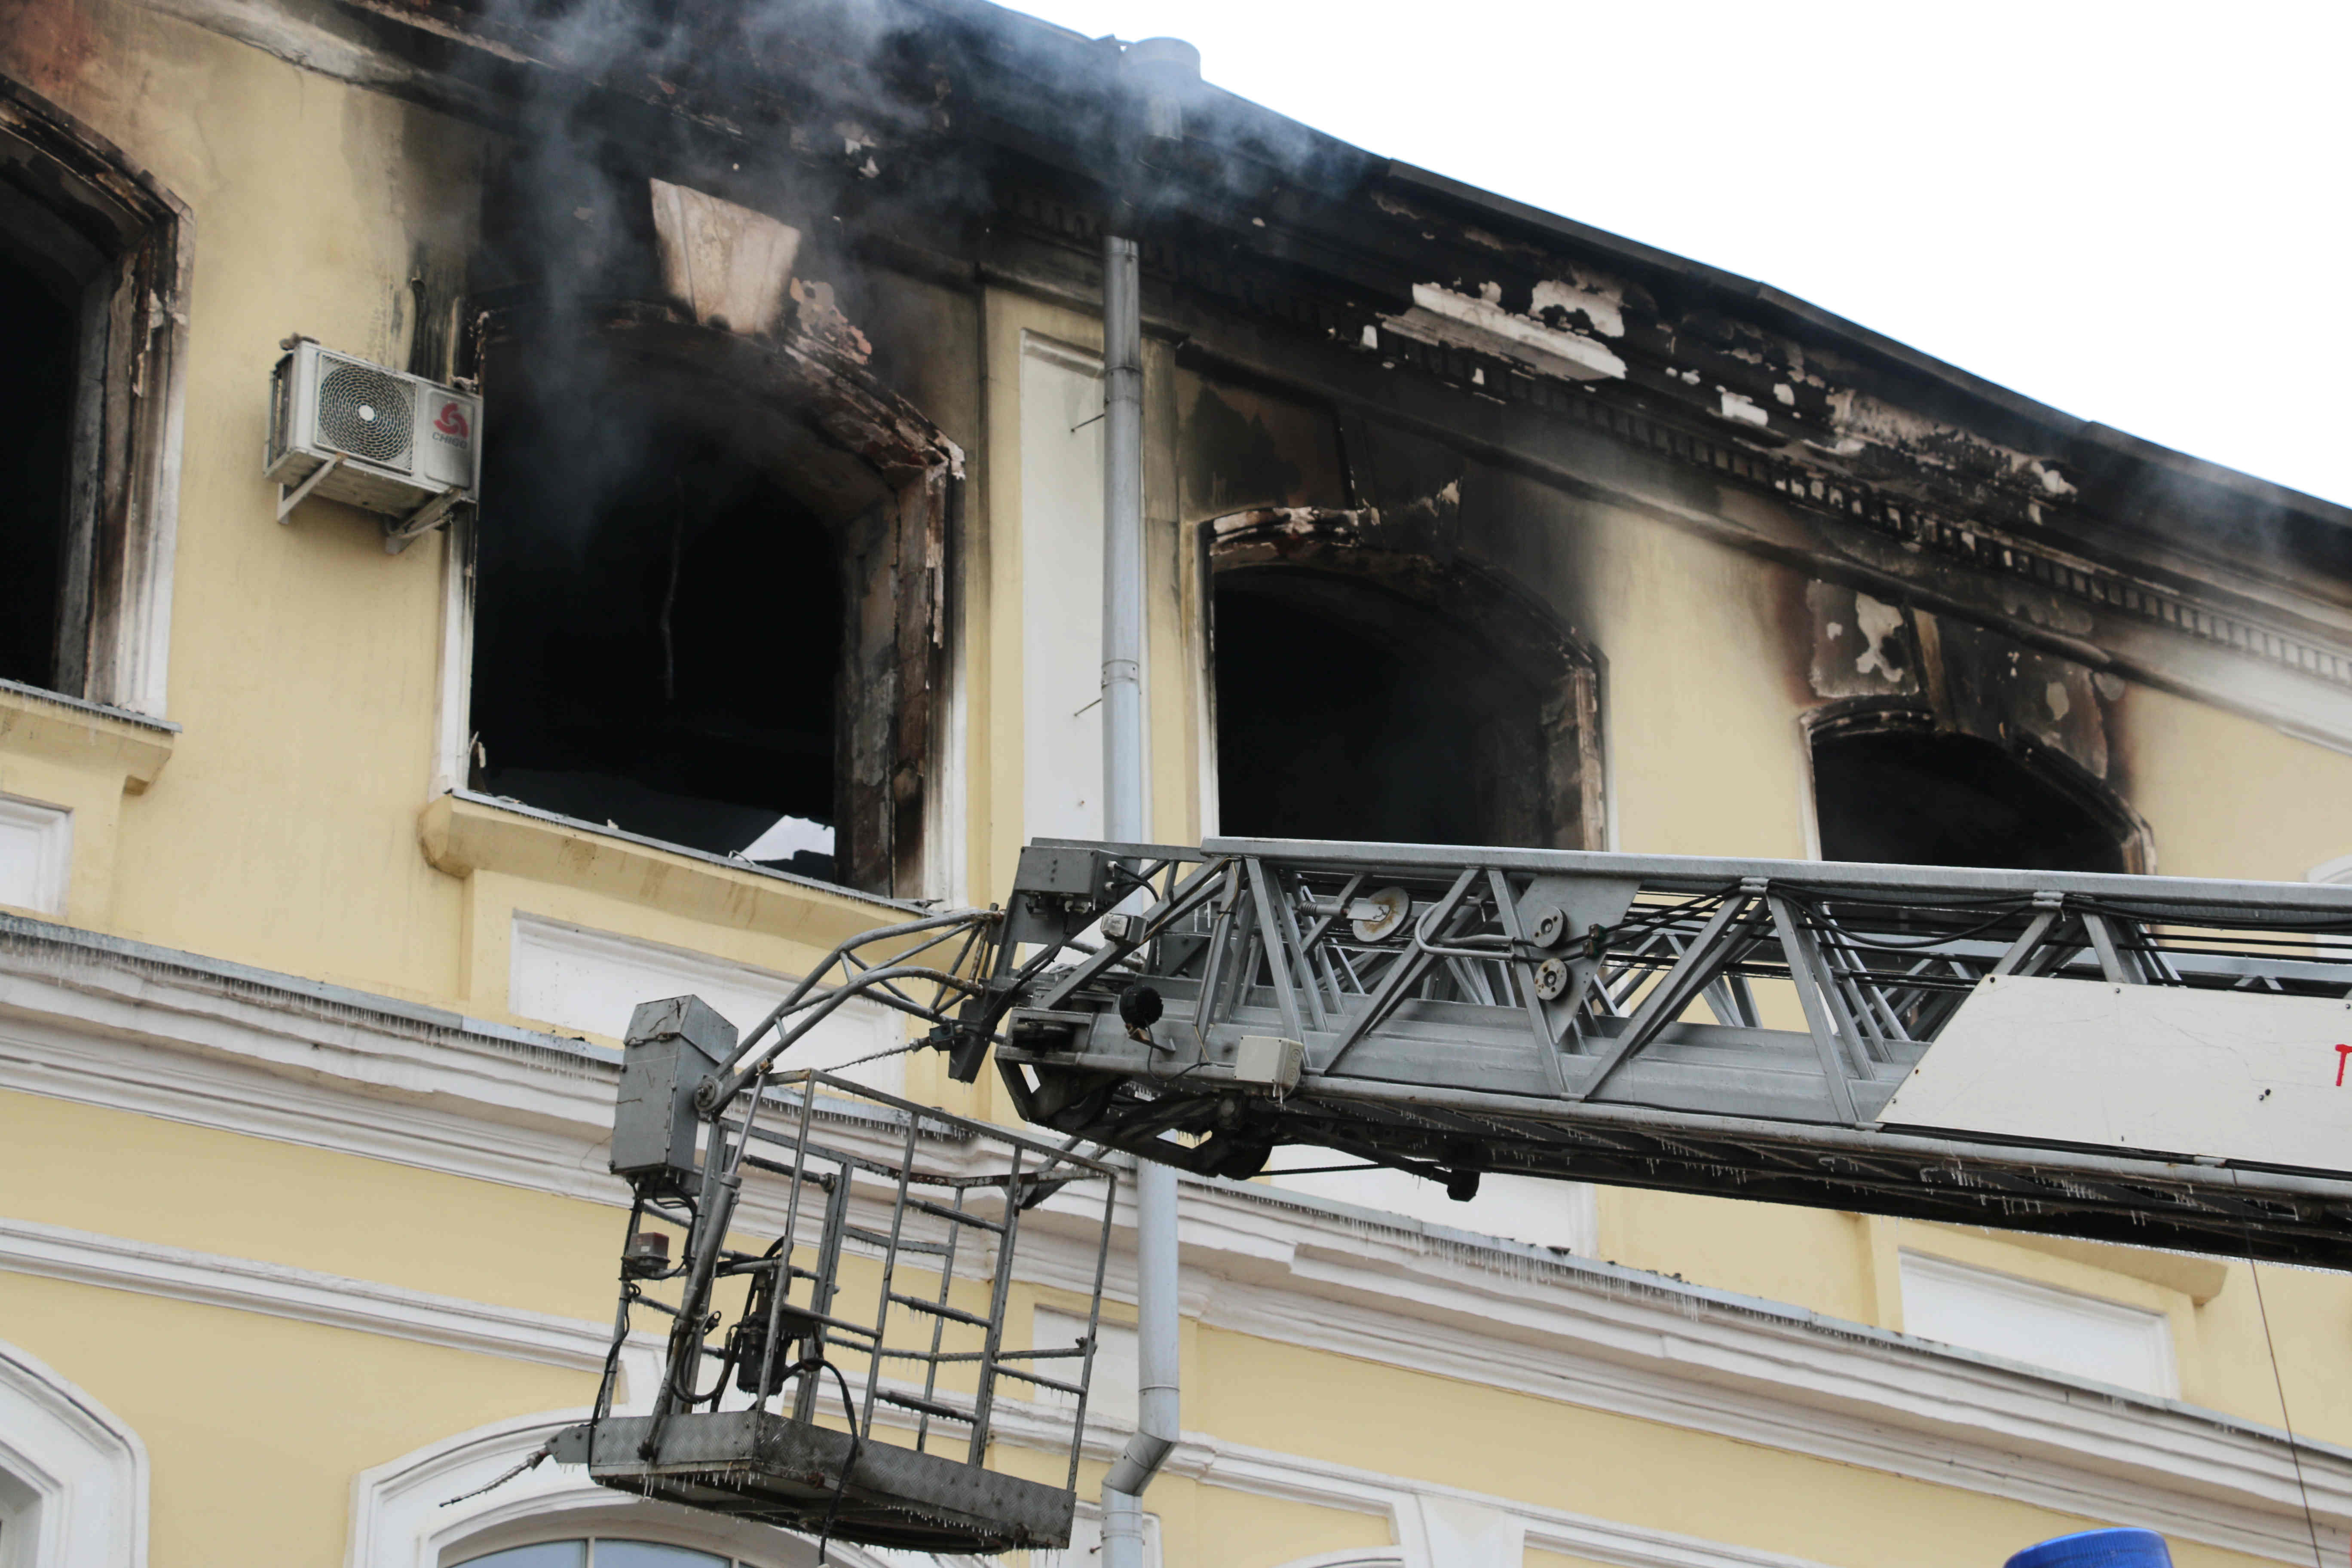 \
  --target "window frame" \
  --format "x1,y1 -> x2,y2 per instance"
452,1539 -> 732,1568
431,297 -> 965,903
1198,507 -> 1607,852
0,1336 -> 149,1568
0,75 -> 191,717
